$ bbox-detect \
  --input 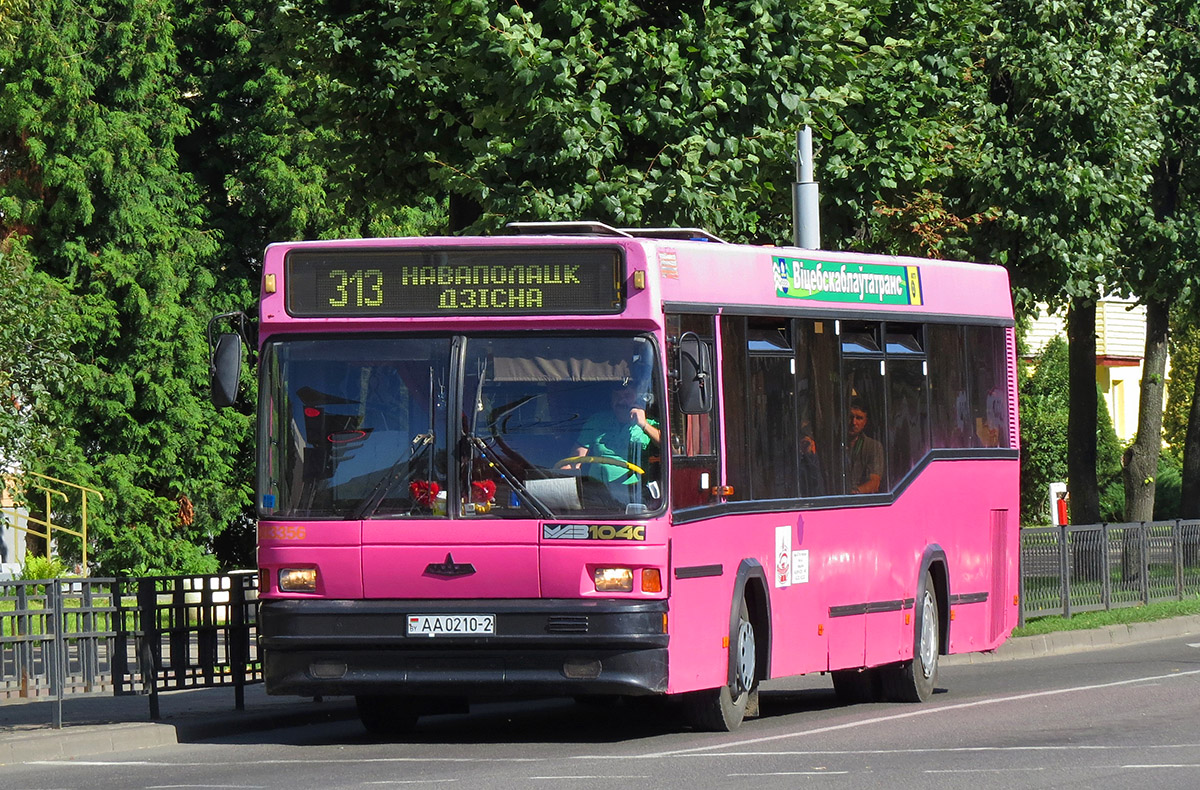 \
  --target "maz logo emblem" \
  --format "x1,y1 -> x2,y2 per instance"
424,553 -> 476,578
